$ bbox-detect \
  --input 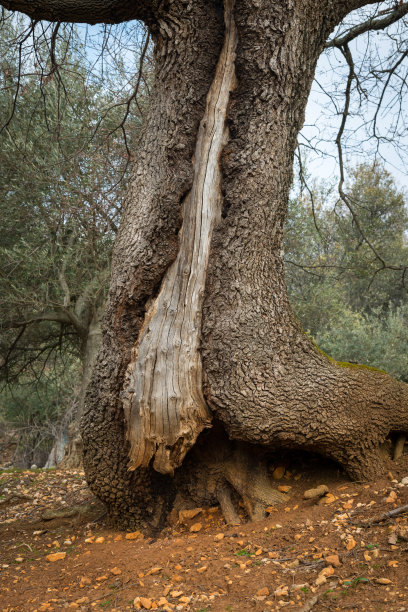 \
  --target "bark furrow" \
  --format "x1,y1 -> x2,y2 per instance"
123,0 -> 237,476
